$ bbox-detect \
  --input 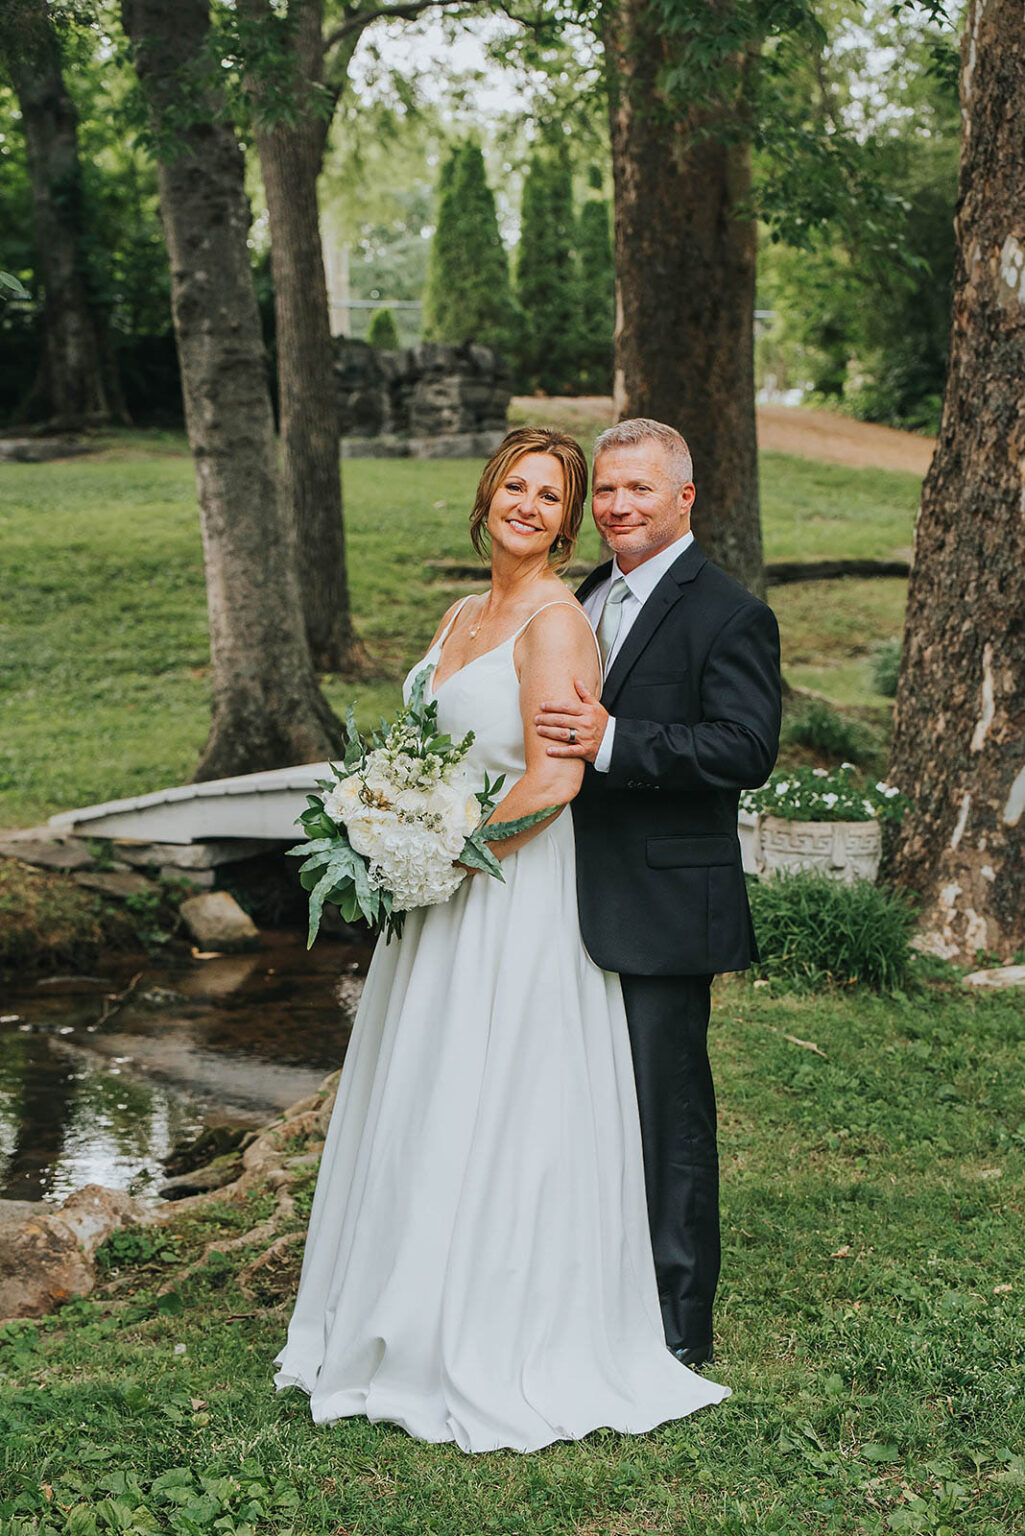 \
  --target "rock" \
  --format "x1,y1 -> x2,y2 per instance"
159,864 -> 215,889
73,870 -> 157,899
335,338 -> 510,444
0,1184 -> 142,1319
178,891 -> 261,953
0,837 -> 95,871
115,838 -> 271,870
962,964 -> 1025,988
